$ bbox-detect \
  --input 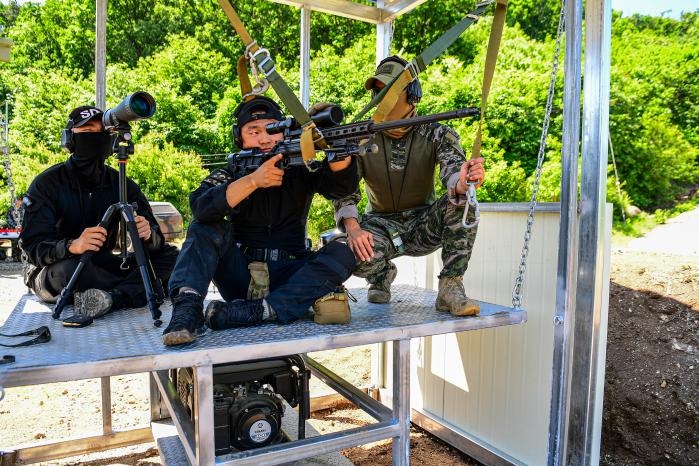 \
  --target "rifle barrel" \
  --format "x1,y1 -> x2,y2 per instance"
370,107 -> 479,133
